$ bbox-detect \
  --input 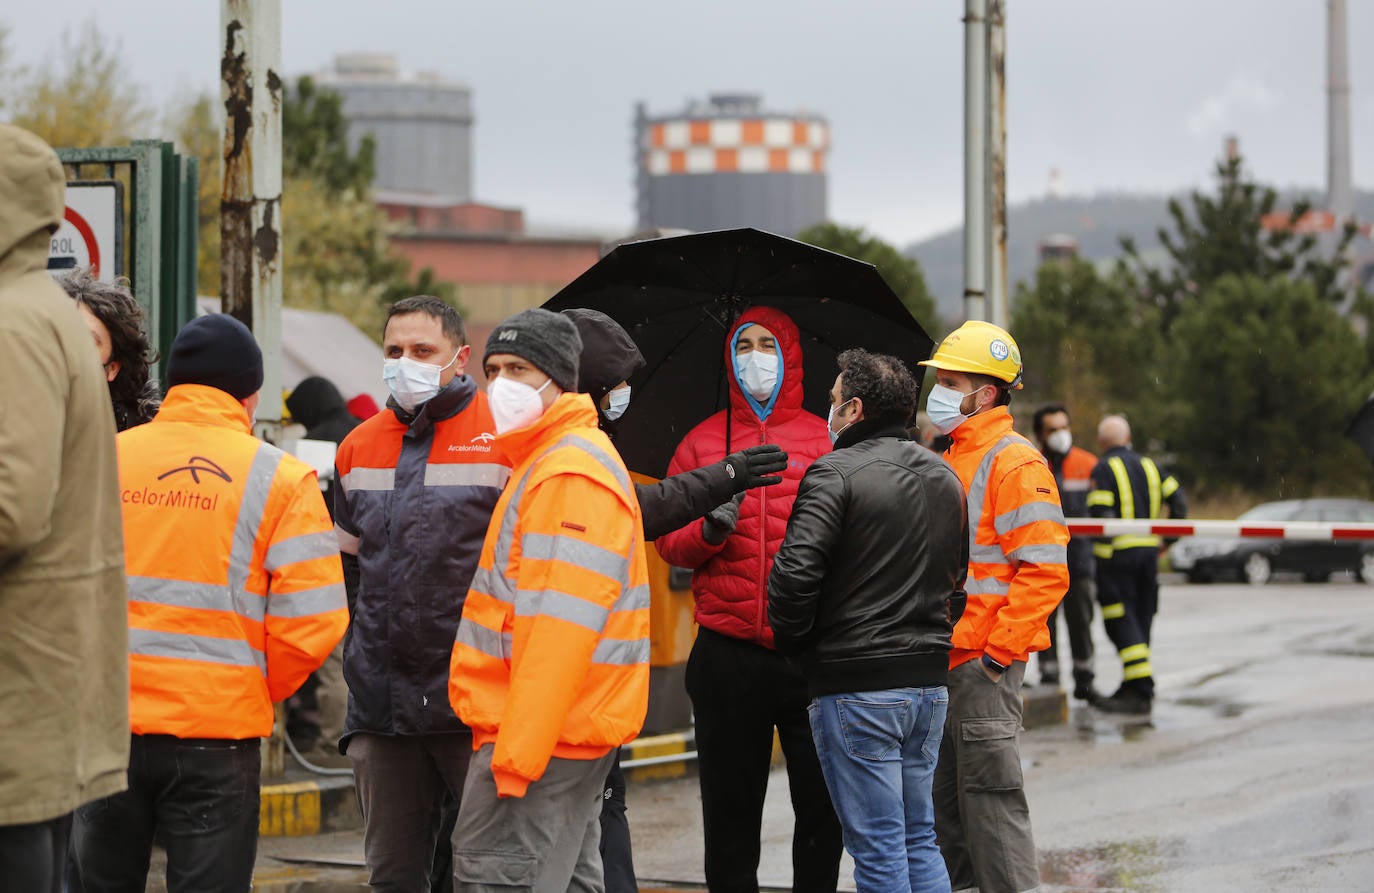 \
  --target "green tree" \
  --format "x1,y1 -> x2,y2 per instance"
1120,154 -> 1358,330
168,94 -> 222,300
797,222 -> 940,333
5,20 -> 151,147
1161,274 -> 1372,499
169,77 -> 455,333
282,76 -> 374,198
1010,258 -> 1164,443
